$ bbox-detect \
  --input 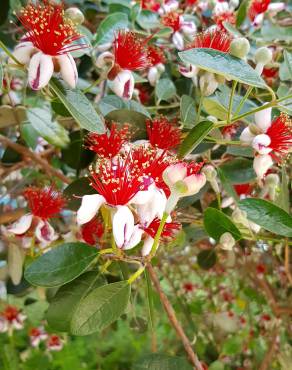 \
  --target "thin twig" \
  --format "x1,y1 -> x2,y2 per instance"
147,264 -> 203,370
259,328 -> 279,370
0,135 -> 71,184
